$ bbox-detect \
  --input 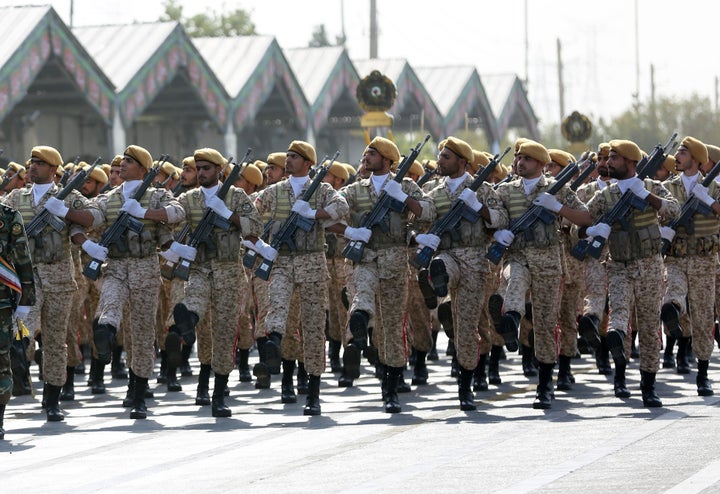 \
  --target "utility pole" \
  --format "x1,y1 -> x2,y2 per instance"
339,0 -> 347,47
70,0 -> 74,28
524,0 -> 529,89
634,0 -> 640,106
369,0 -> 378,59
557,38 -> 565,130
